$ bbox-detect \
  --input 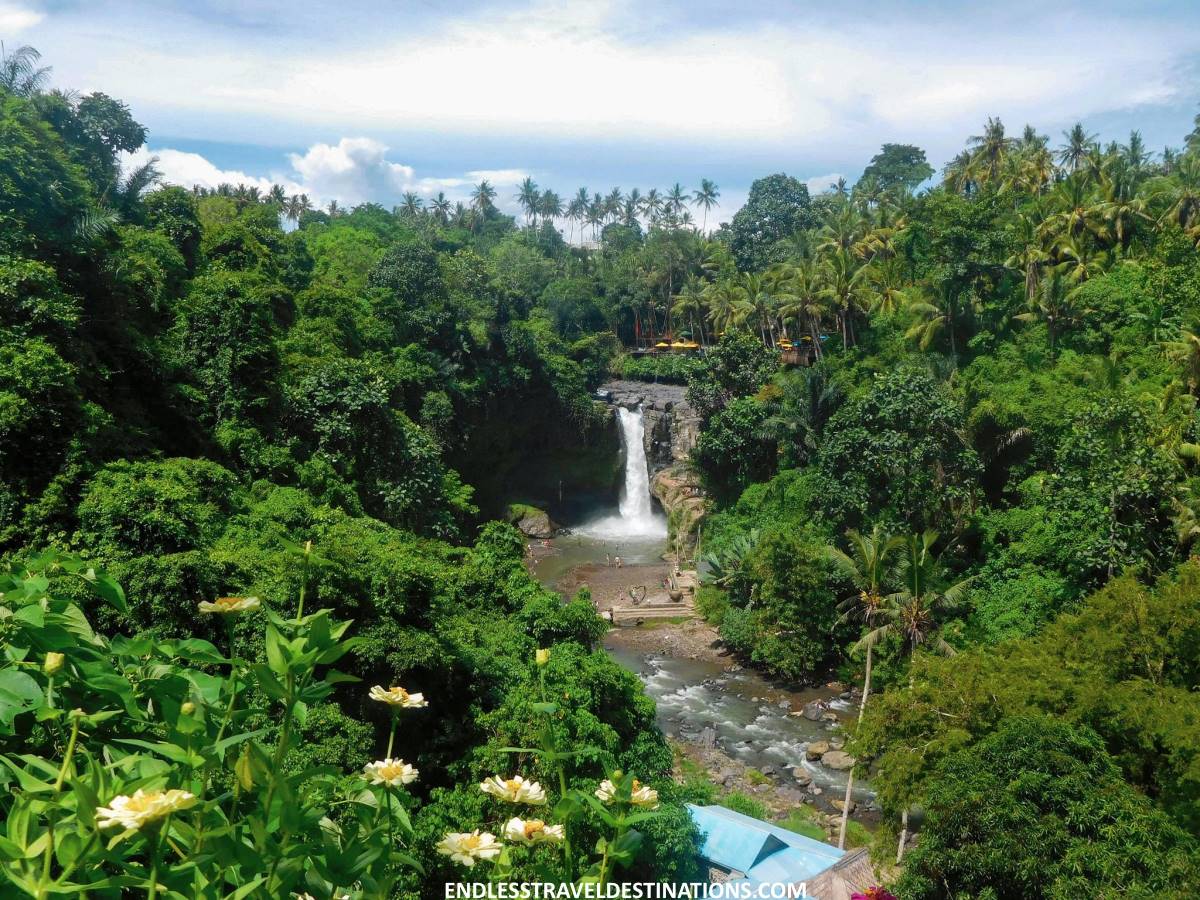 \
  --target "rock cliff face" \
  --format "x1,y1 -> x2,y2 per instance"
598,380 -> 699,468
599,380 -> 705,554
